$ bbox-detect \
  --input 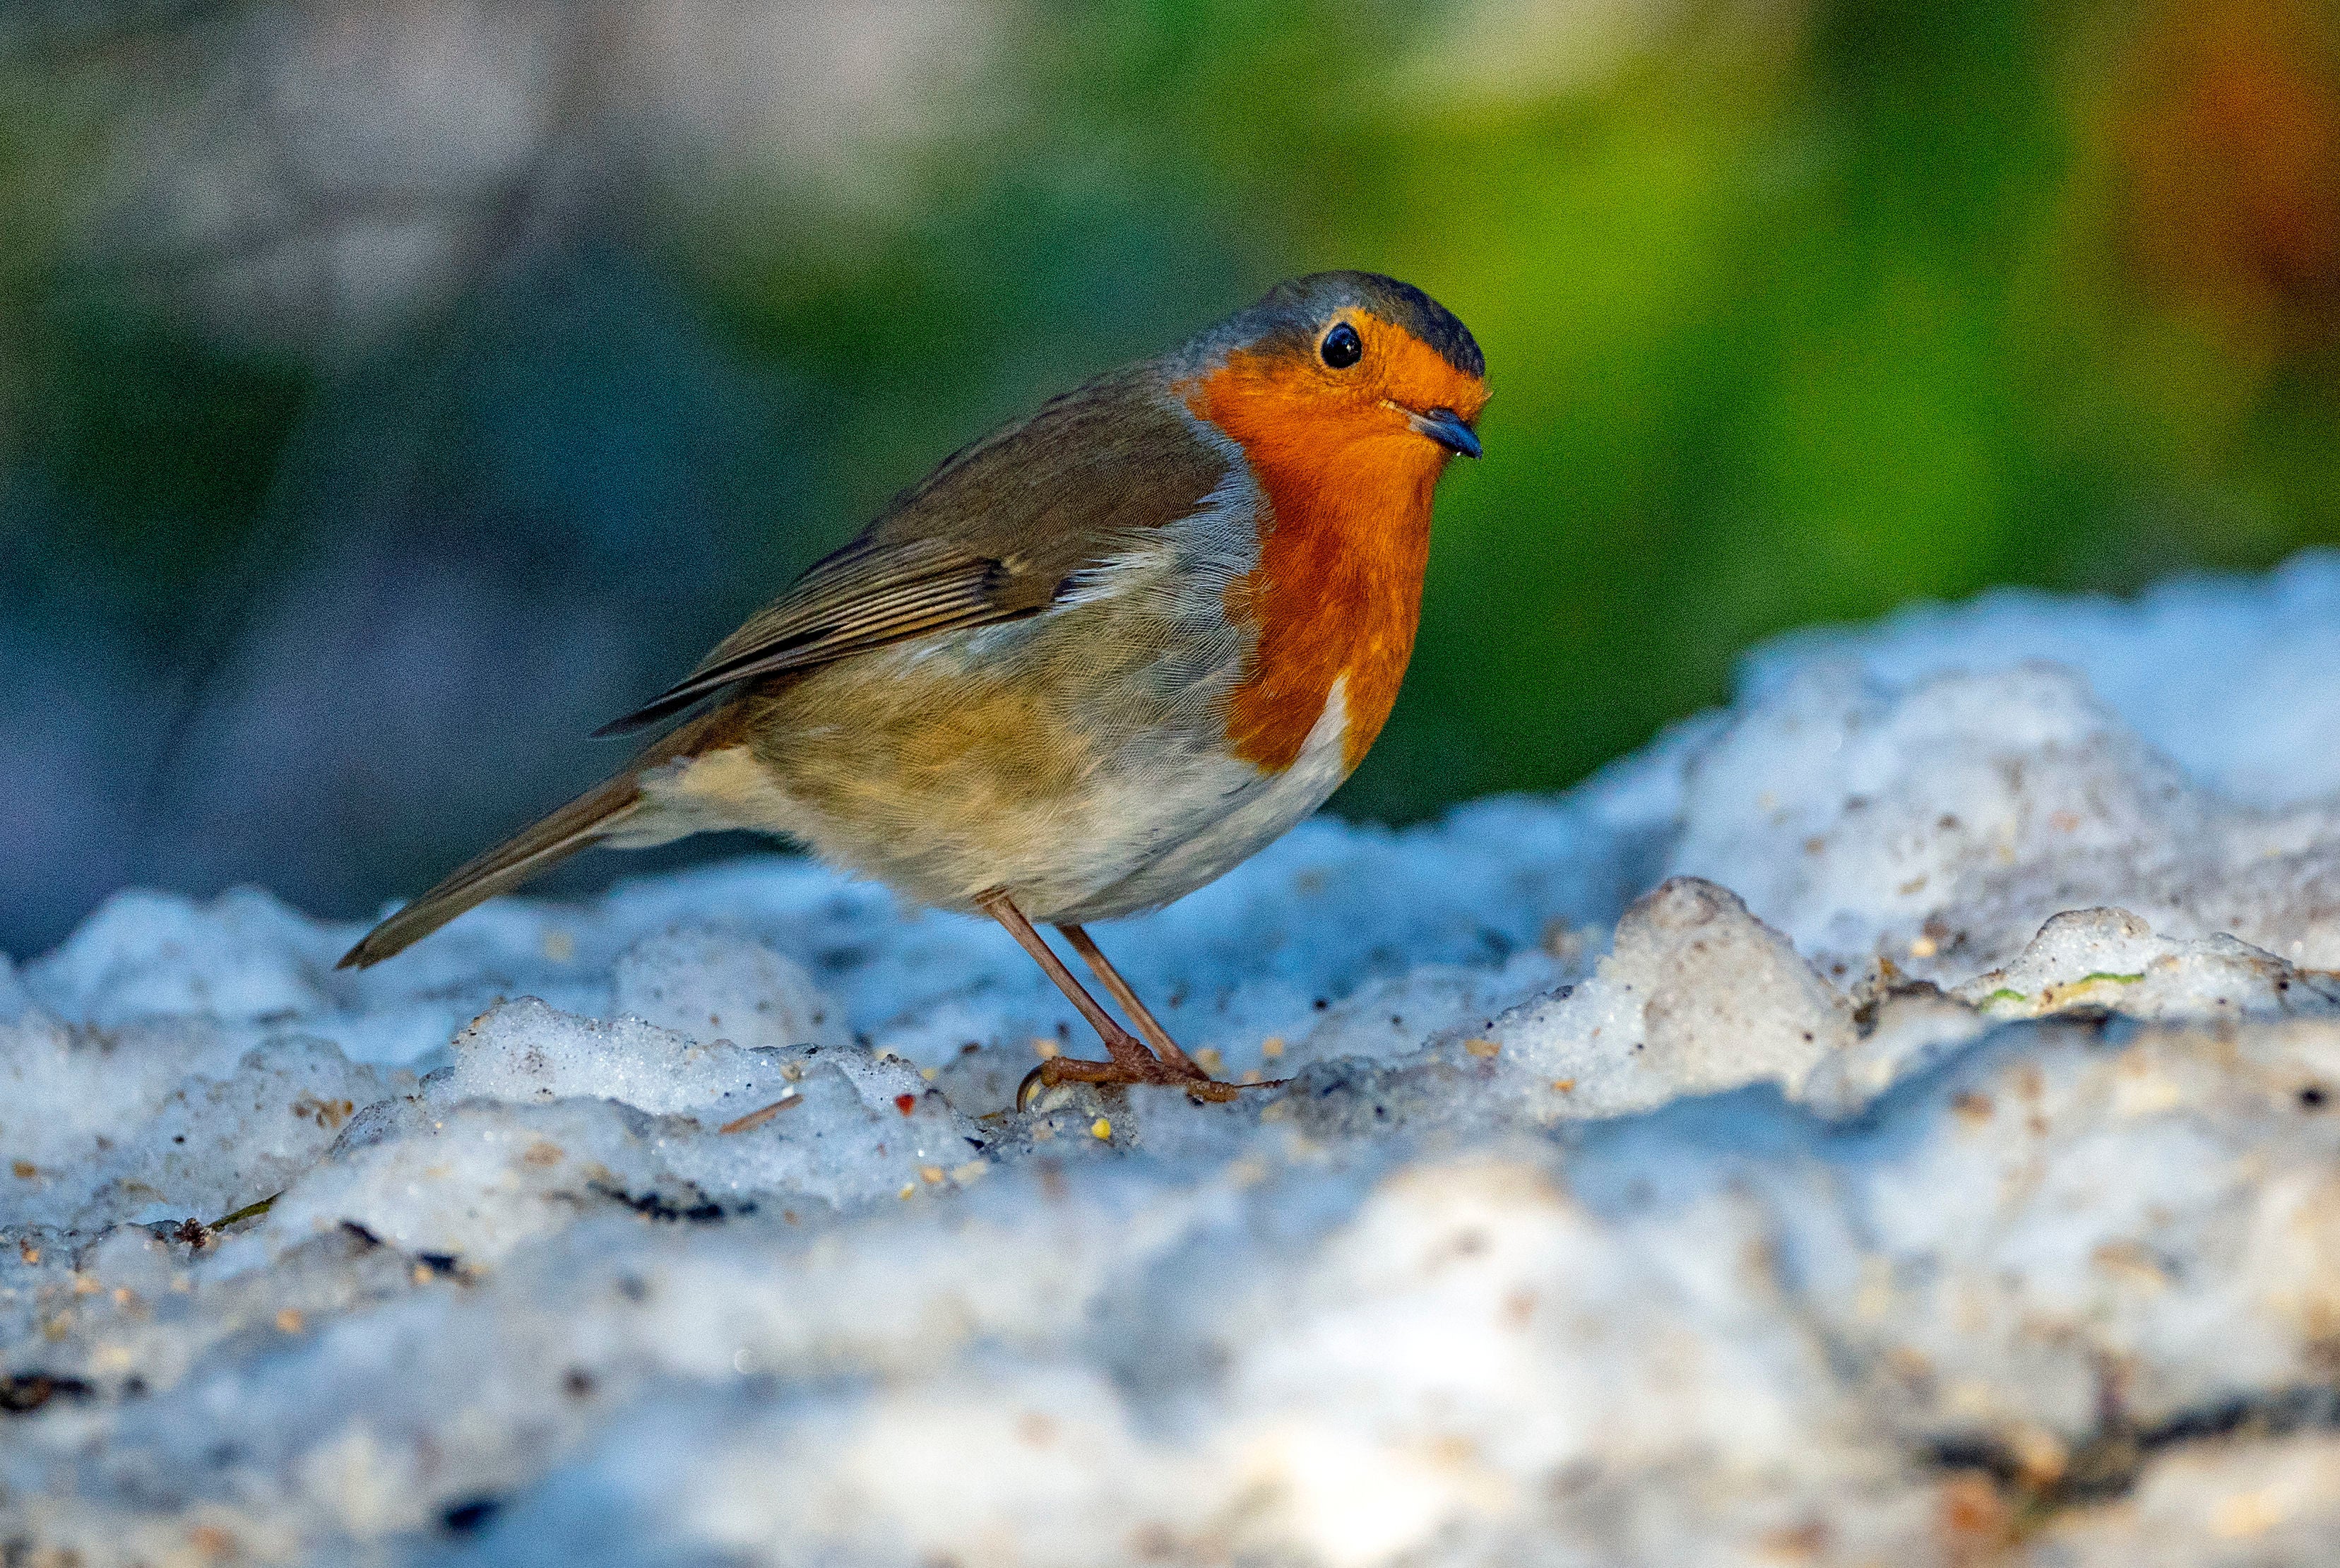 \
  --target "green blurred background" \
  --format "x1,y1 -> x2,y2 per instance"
2,0 -> 2335,955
